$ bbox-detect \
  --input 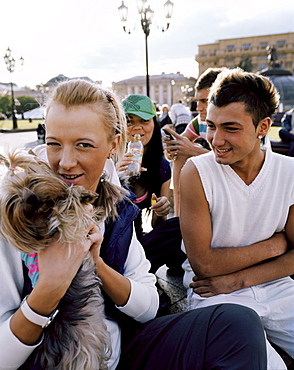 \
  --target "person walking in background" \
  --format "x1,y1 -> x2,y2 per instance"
279,107 -> 294,156
170,100 -> 192,134
158,104 -> 172,128
180,68 -> 294,368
